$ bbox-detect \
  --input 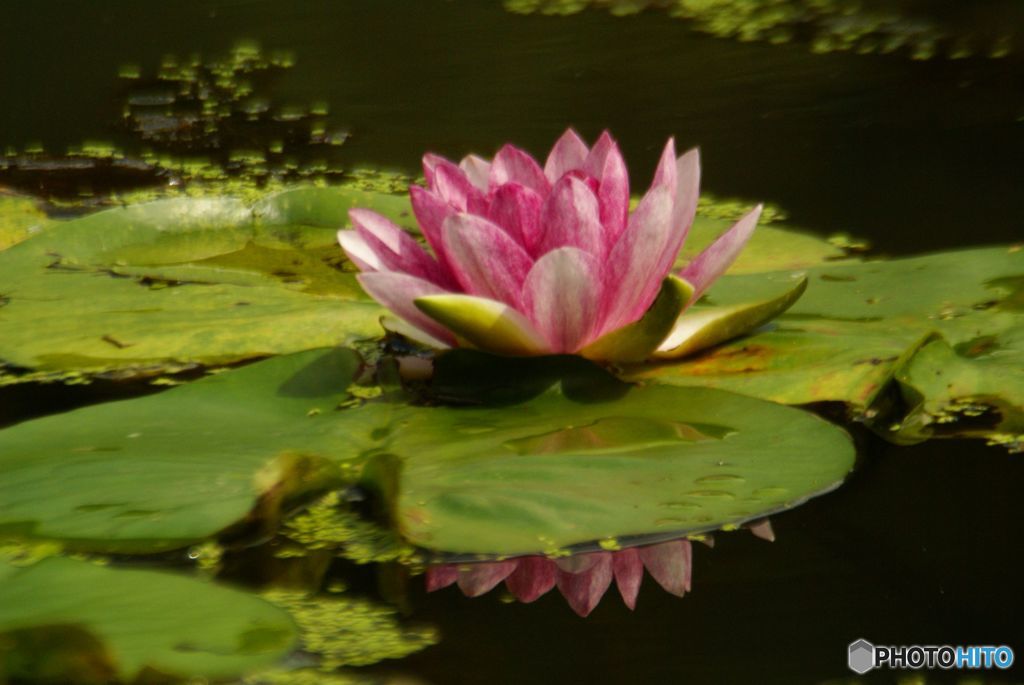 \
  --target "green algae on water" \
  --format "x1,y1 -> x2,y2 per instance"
281,492 -> 416,566
262,590 -> 438,670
